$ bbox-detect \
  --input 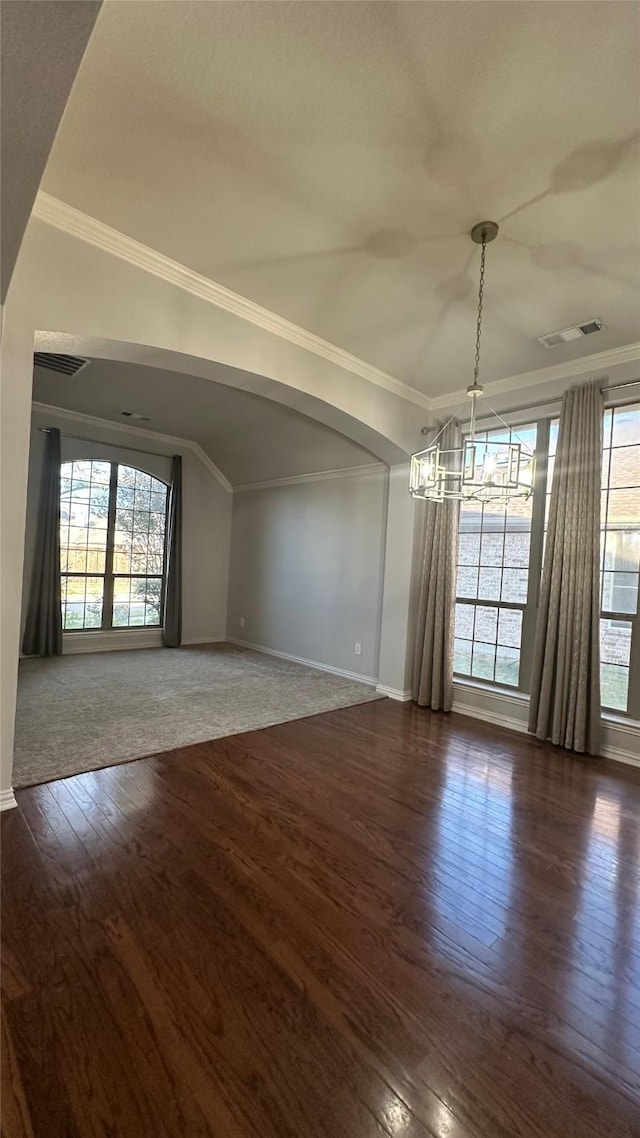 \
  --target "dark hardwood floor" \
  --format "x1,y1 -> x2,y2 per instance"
2,700 -> 639,1138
